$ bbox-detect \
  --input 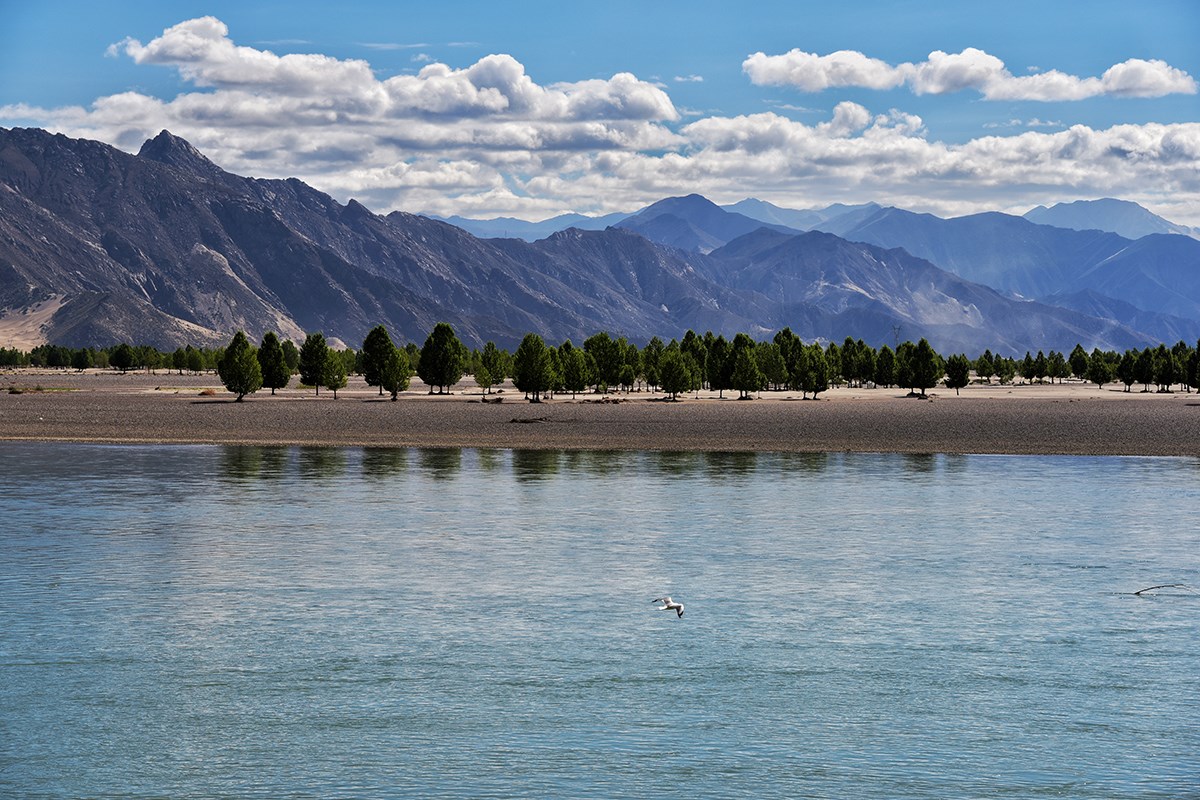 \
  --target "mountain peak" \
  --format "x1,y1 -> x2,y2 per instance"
137,130 -> 224,177
1024,198 -> 1198,240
